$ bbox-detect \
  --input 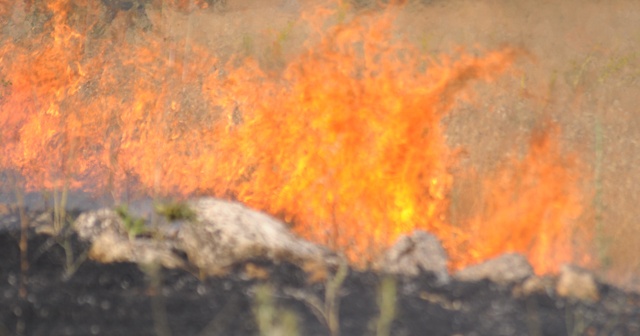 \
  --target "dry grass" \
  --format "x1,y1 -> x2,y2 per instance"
394,0 -> 640,290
